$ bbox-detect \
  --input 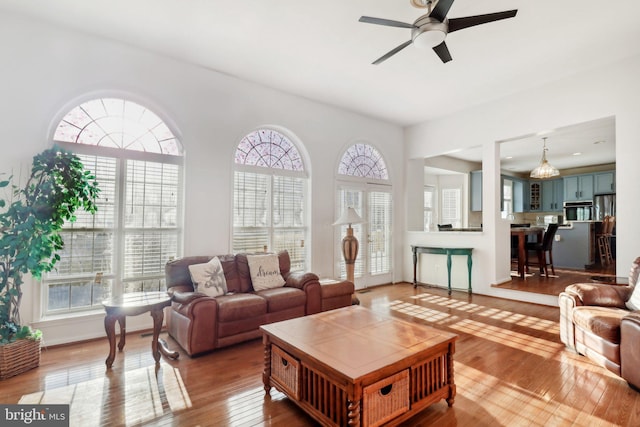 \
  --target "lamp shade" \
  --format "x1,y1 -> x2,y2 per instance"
530,137 -> 560,179
332,207 -> 363,226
